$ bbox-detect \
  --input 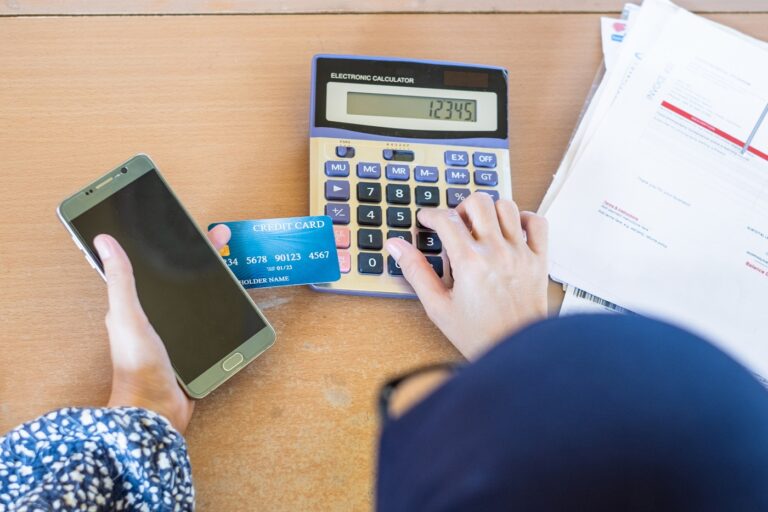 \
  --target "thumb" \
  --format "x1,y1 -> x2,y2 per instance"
385,237 -> 448,316
93,234 -> 146,327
